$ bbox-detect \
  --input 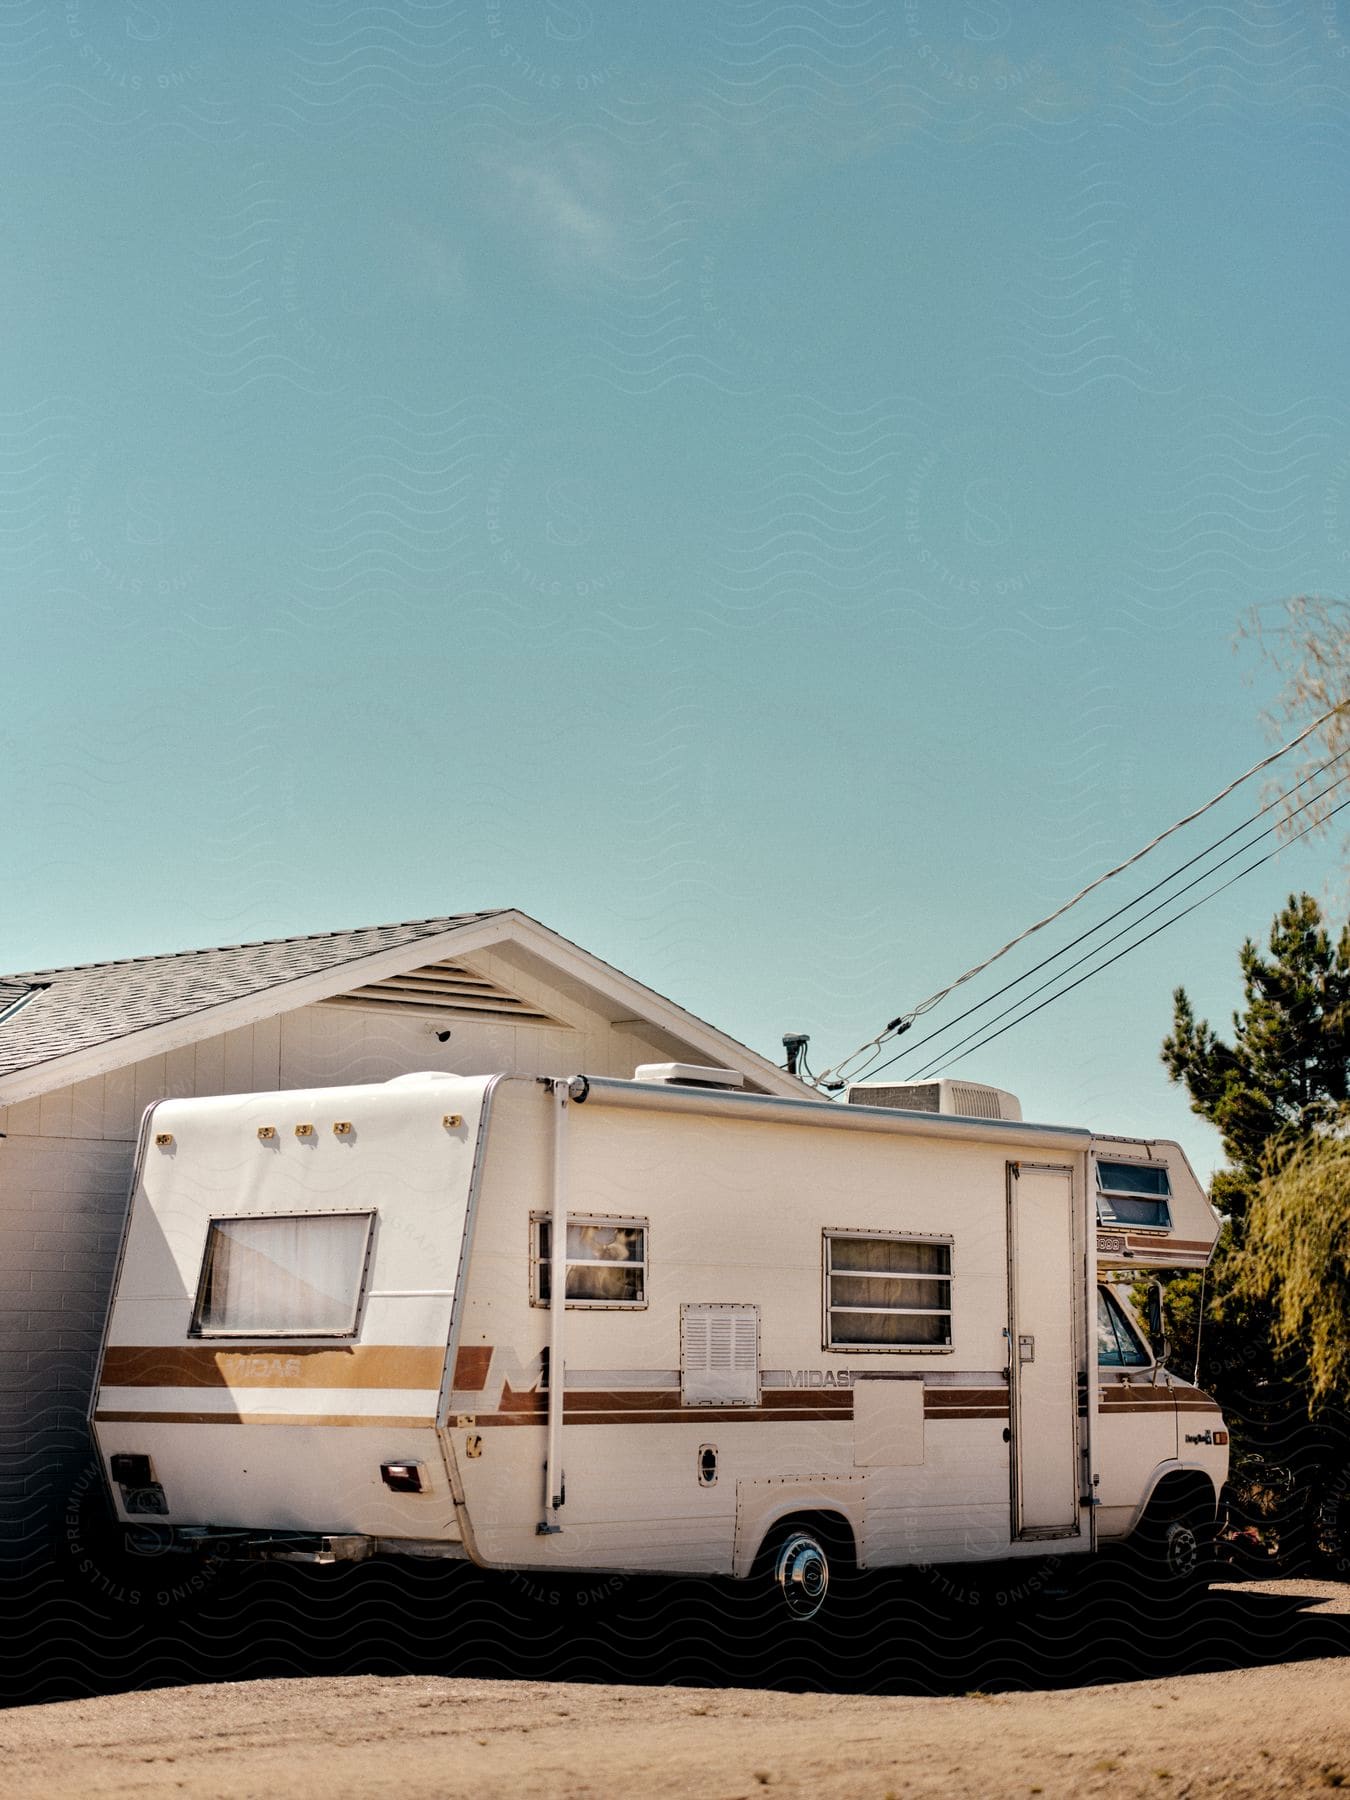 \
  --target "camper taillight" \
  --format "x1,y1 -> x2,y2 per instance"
109,1451 -> 167,1516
